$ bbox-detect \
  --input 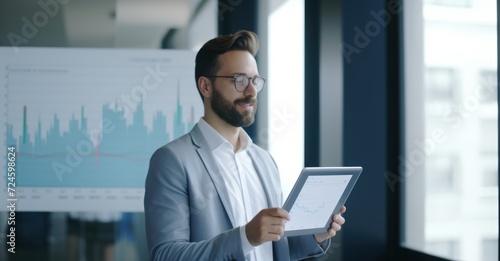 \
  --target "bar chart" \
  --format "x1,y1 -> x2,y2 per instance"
0,47 -> 201,211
